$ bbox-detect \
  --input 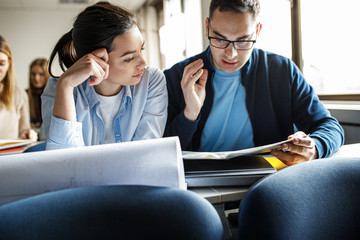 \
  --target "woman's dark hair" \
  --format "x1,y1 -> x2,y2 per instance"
209,0 -> 260,20
48,1 -> 136,77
